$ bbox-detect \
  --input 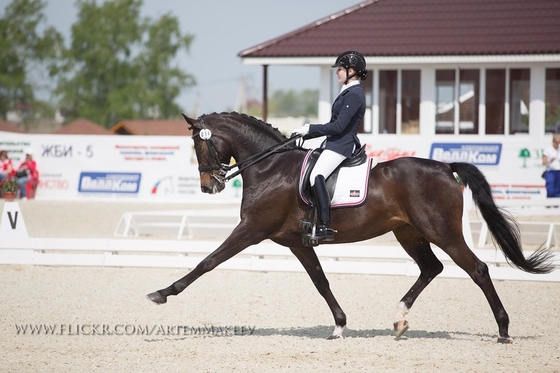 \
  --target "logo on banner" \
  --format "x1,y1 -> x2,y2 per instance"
429,143 -> 502,165
151,176 -> 174,195
78,172 -> 141,193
